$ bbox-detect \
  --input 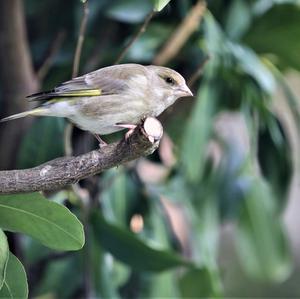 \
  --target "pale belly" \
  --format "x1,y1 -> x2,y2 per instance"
68,111 -> 147,135
47,90 -> 169,135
